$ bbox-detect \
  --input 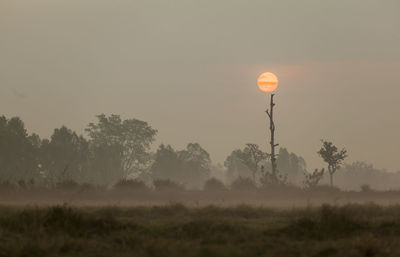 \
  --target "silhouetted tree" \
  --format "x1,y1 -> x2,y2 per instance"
224,144 -> 268,183
244,144 -> 268,182
318,140 -> 347,187
86,114 -> 157,184
276,148 -> 290,173
151,143 -> 211,188
276,147 -> 307,183
40,126 -> 89,184
0,116 -> 40,181
331,161 -> 396,191
224,149 -> 252,182
178,143 -> 211,188
150,144 -> 182,182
